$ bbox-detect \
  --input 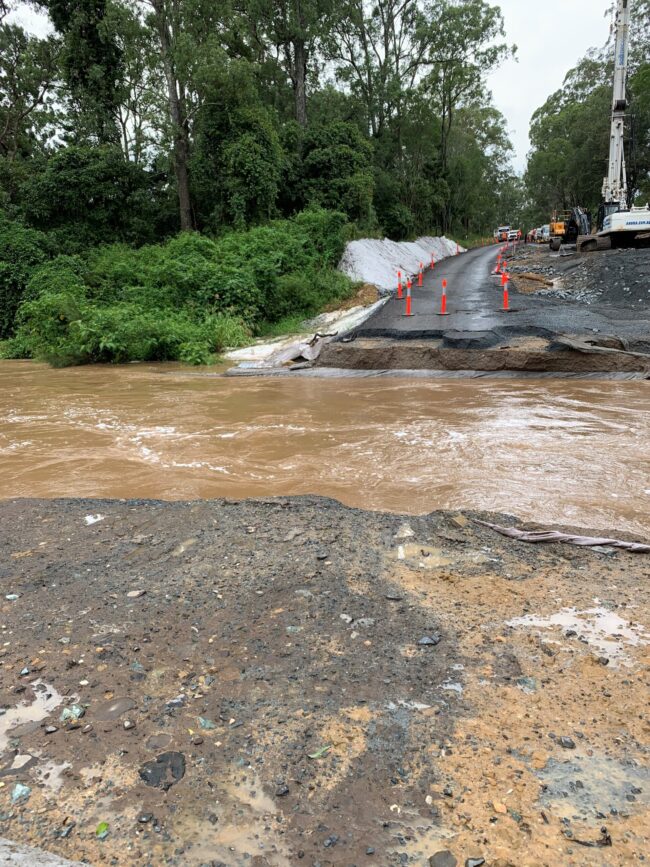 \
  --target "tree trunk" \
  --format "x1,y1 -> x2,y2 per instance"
293,37 -> 308,127
151,0 -> 193,230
